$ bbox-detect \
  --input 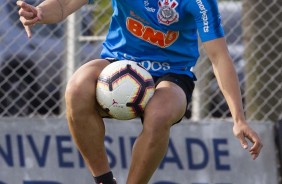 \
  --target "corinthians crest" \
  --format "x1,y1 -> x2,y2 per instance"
157,0 -> 179,25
